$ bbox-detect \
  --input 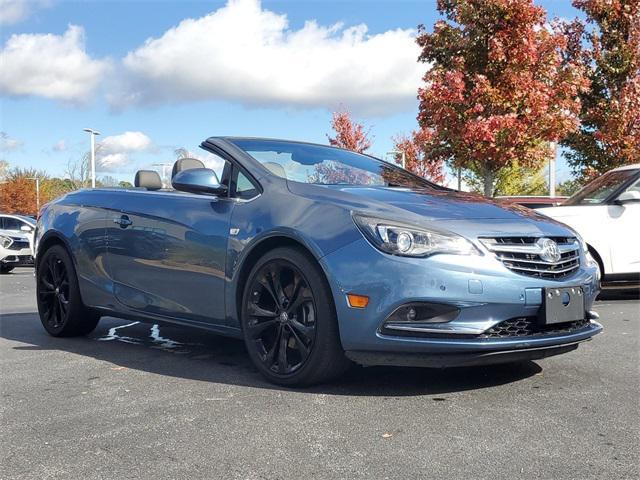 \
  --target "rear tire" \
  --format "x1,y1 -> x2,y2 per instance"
0,265 -> 15,274
36,245 -> 101,337
240,247 -> 350,386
